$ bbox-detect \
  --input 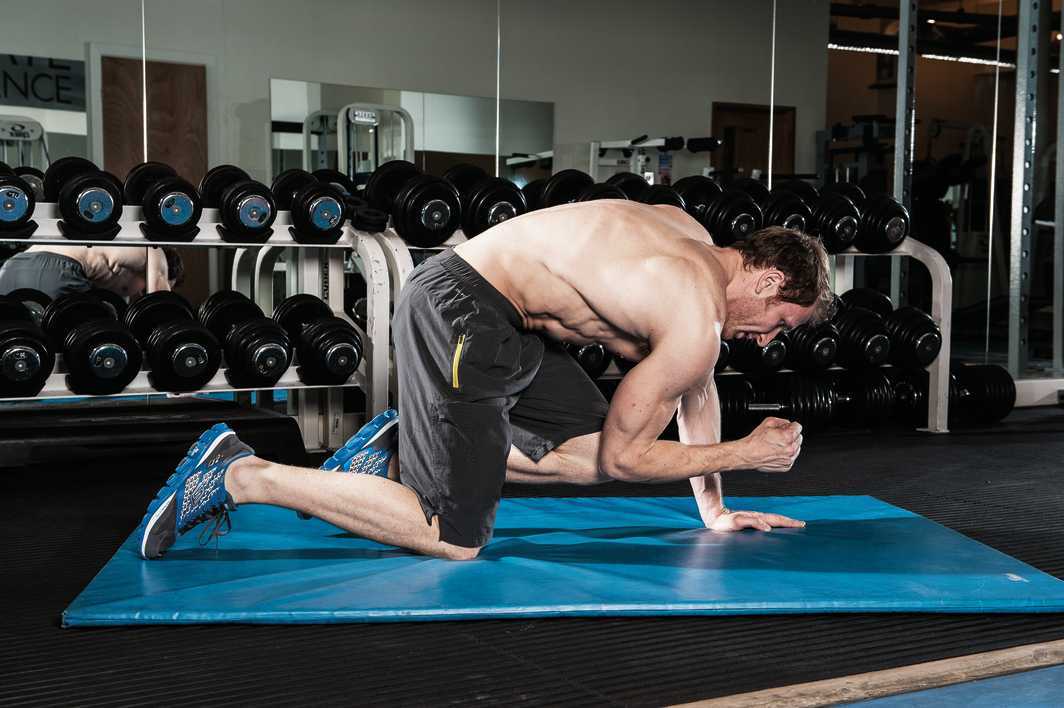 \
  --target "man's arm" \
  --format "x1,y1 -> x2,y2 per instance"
678,375 -> 805,531
676,375 -> 725,520
101,247 -> 171,292
597,297 -> 800,482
